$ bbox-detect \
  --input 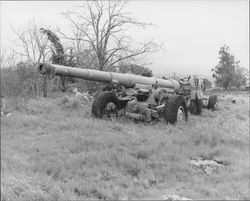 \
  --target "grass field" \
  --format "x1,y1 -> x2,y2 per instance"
1,92 -> 249,200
